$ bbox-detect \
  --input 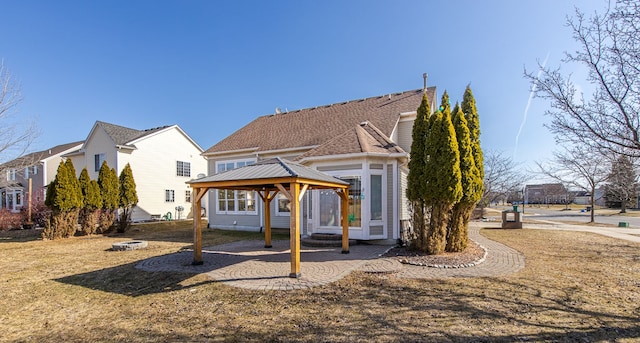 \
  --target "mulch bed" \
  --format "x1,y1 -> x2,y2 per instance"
382,239 -> 486,267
